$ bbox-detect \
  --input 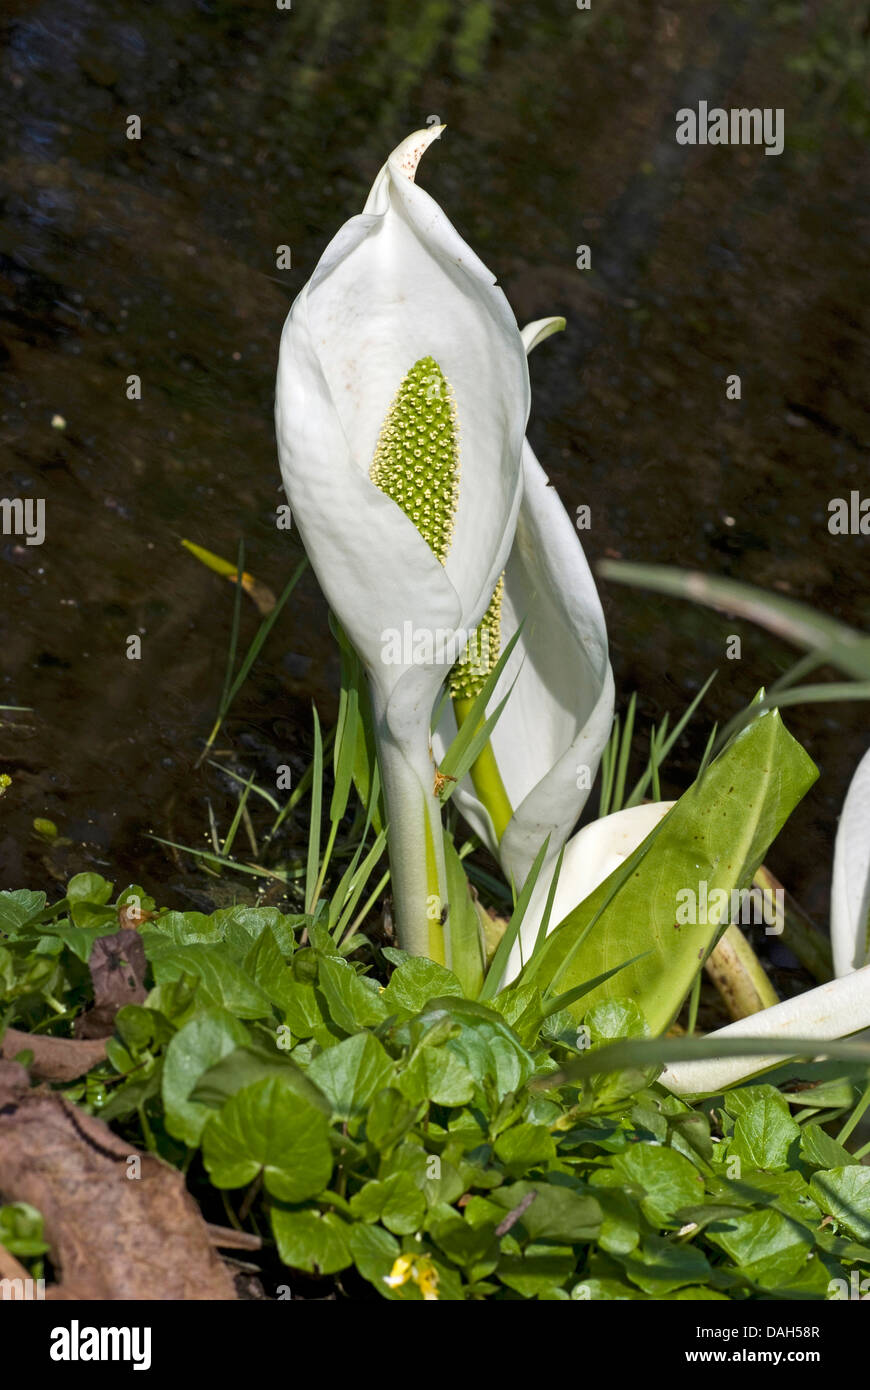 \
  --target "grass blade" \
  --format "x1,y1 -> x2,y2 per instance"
540,950 -> 652,1020
611,692 -> 636,813
624,673 -> 716,808
533,844 -> 565,958
439,682 -> 518,801
305,708 -> 324,914
438,627 -> 524,790
221,771 -> 256,857
200,556 -> 307,763
599,561 -> 870,679
537,1033 -> 870,1090
598,717 -> 618,818
479,836 -> 551,1001
147,834 -> 301,883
